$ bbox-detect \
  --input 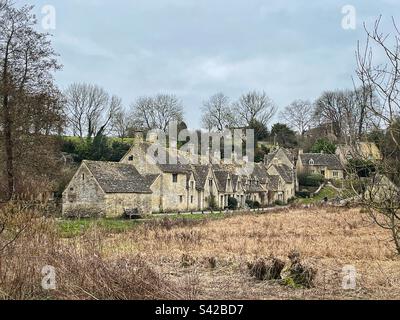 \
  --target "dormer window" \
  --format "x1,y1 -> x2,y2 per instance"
172,174 -> 178,183
309,159 -> 315,165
